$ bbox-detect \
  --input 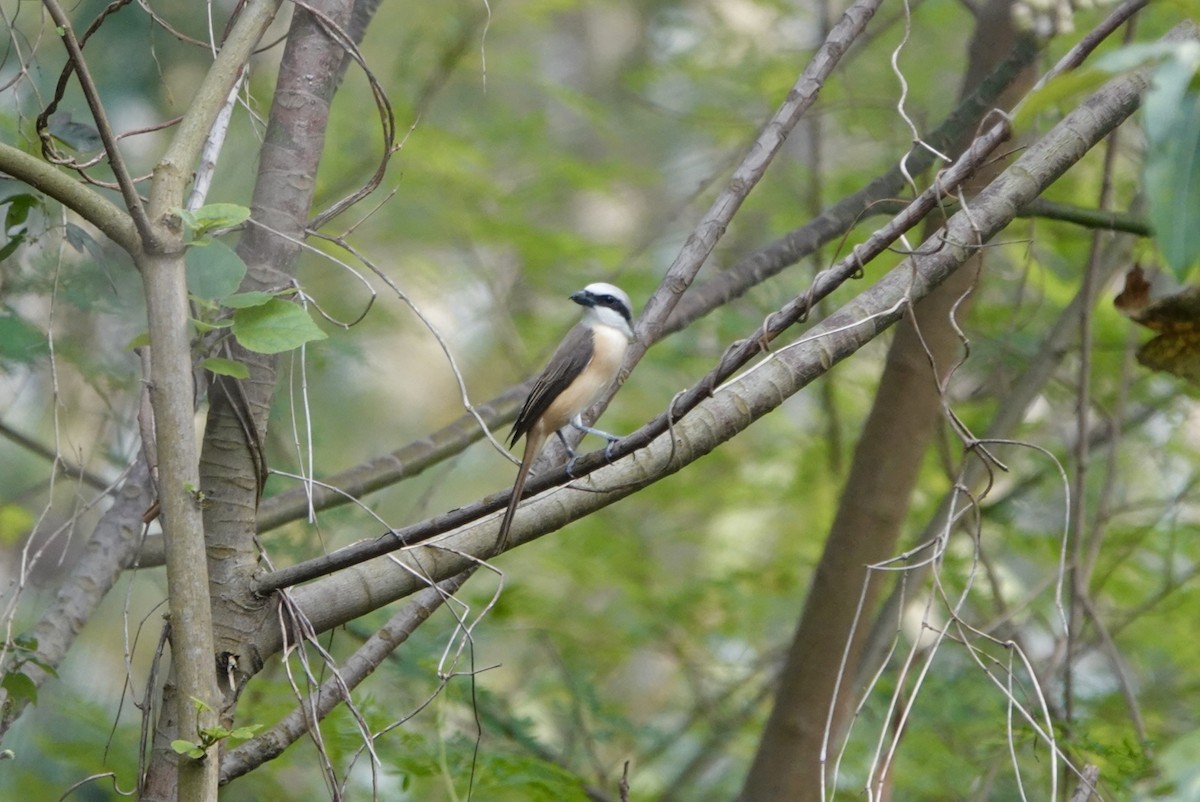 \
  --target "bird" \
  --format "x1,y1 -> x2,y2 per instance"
496,282 -> 636,551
